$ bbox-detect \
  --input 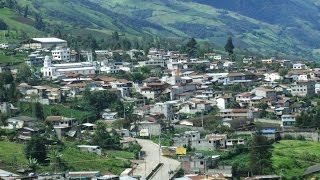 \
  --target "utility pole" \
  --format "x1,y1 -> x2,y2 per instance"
201,109 -> 204,128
